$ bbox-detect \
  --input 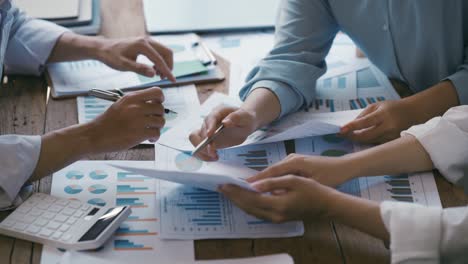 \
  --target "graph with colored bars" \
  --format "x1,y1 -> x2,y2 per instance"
217,143 -> 286,172
45,161 -> 194,263
294,135 -> 441,207
76,84 -> 200,134
114,171 -> 160,251
311,65 -> 401,113
50,162 -> 161,252
158,181 -> 304,239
